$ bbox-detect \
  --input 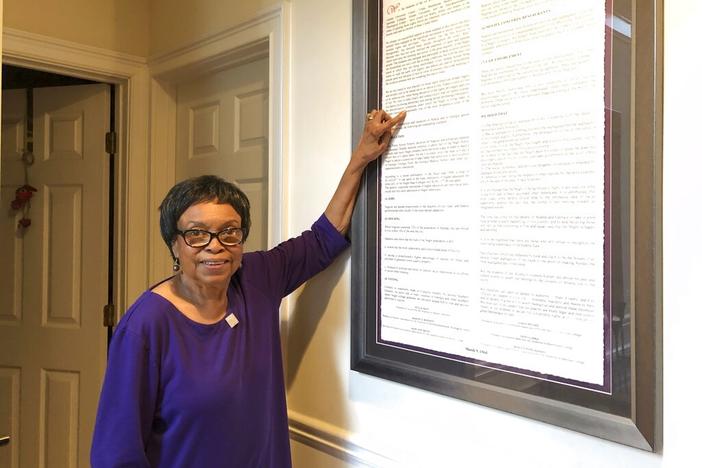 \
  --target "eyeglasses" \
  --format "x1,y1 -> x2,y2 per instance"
176,227 -> 244,247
